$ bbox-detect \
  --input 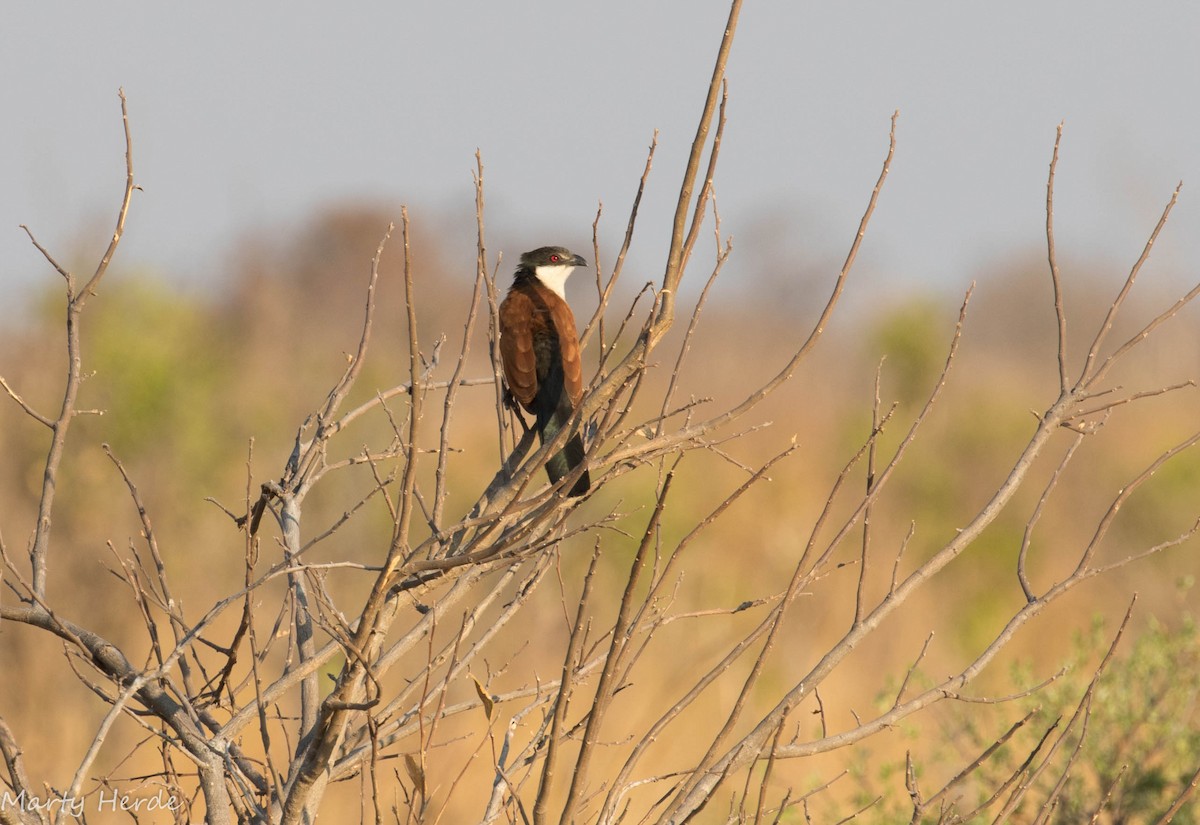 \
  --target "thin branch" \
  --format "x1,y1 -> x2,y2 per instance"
1079,181 -> 1184,387
580,132 -> 658,356
561,474 -> 673,824
1045,121 -> 1069,393
25,89 -> 136,600
923,708 -> 1039,814
534,545 -> 603,825
655,0 -> 744,338
659,109 -> 900,446
79,88 -> 136,303
856,359 -> 887,625
0,375 -> 52,428
1017,432 -> 1086,602
1155,762 -> 1200,825
1073,428 -> 1200,575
